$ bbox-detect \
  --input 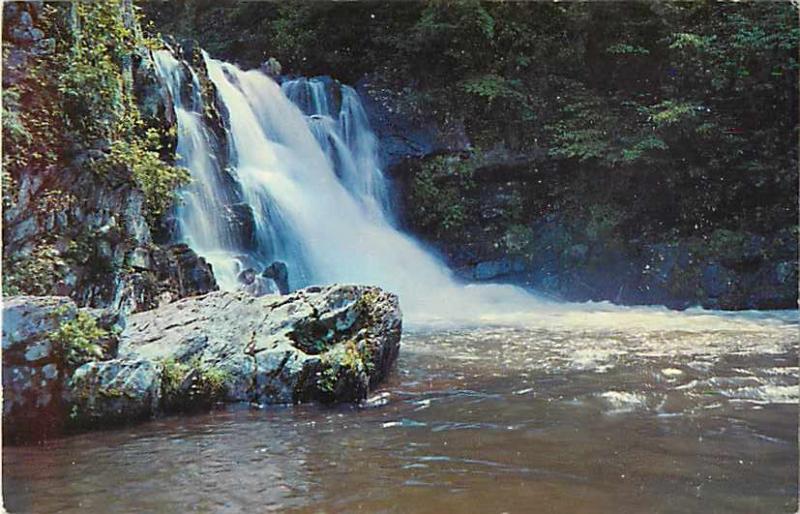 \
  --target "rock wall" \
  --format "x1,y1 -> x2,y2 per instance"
2,2 -> 218,313
363,87 -> 798,310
